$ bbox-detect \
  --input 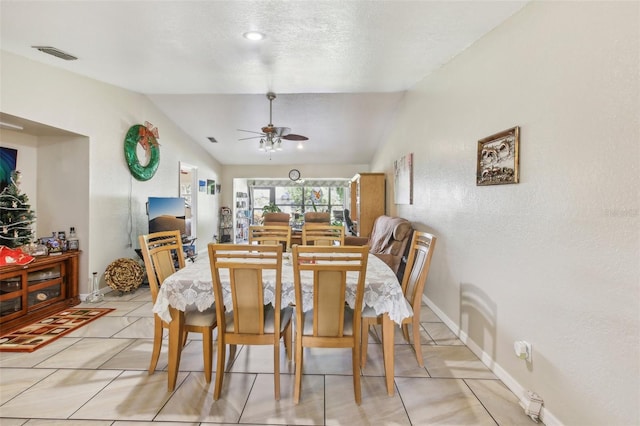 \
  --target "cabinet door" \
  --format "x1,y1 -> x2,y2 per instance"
0,274 -> 22,296
27,264 -> 65,311
0,271 -> 26,319
350,173 -> 385,238
0,295 -> 23,318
